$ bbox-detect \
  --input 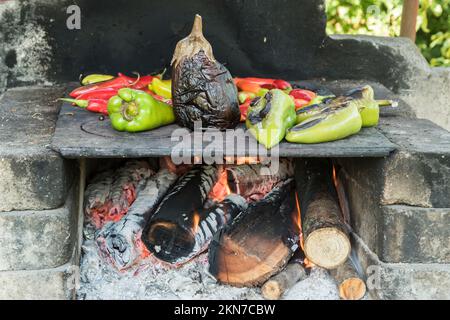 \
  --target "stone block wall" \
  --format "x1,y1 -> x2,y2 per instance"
338,115 -> 450,299
0,86 -> 79,299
